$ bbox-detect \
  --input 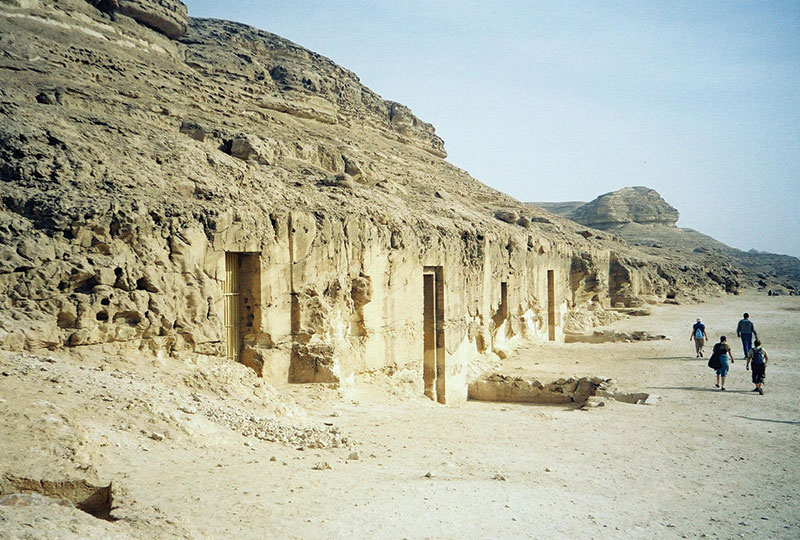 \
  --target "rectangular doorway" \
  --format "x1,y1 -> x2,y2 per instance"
423,266 -> 445,403
547,269 -> 556,341
224,252 -> 261,362
492,281 -> 508,328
